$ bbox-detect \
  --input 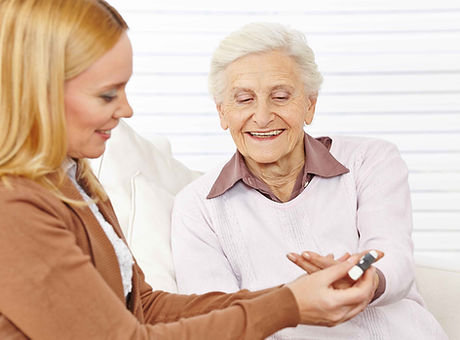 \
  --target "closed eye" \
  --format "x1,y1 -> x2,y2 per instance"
272,91 -> 290,101
100,90 -> 118,103
235,94 -> 254,104
100,95 -> 116,102
237,98 -> 253,104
